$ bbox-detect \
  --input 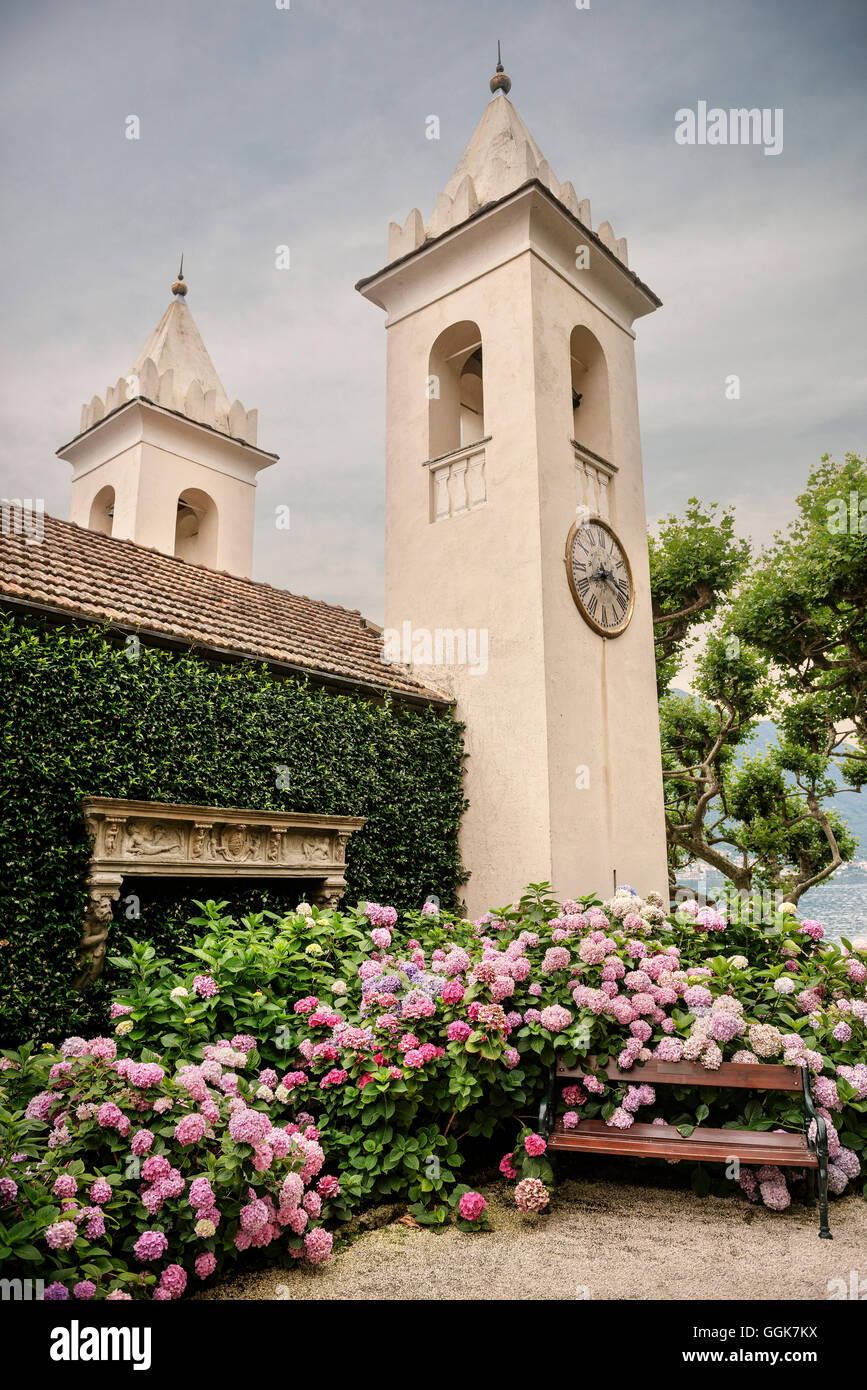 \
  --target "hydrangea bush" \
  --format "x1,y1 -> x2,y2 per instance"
0,1028 -> 338,1299
1,883 -> 865,1297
